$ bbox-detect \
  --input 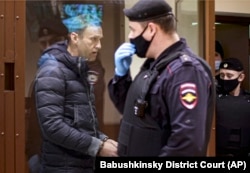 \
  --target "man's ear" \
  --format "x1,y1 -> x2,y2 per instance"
239,73 -> 245,82
69,32 -> 78,43
147,23 -> 157,37
148,22 -> 157,35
